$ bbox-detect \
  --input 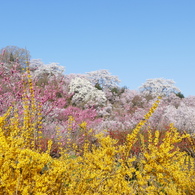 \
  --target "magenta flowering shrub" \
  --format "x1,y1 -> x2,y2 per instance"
53,106 -> 102,145
0,59 -> 103,147
0,62 -> 25,114
57,106 -> 101,126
